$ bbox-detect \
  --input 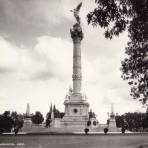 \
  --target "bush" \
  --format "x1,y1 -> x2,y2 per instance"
31,111 -> 44,125
93,121 -> 97,126
0,128 -> 4,134
121,127 -> 126,134
14,127 -> 19,135
104,128 -> 108,134
84,128 -> 89,134
0,115 -> 14,132
87,121 -> 91,126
